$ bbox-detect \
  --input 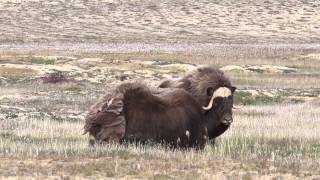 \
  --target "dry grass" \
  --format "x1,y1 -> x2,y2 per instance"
0,67 -> 38,76
1,94 -> 319,178
230,73 -> 320,89
0,47 -> 320,178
